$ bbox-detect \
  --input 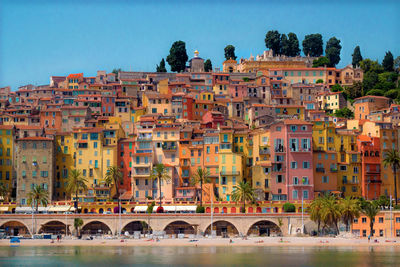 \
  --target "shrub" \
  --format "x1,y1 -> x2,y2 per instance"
366,89 -> 385,96
283,202 -> 296,212
240,207 -> 246,213
316,79 -> 324,84
196,206 -> 205,213
394,205 -> 400,210
156,206 -> 164,213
